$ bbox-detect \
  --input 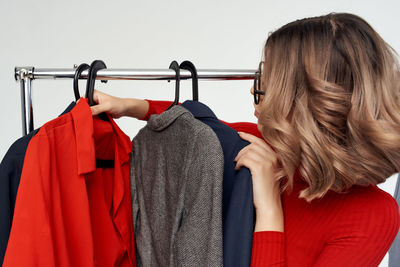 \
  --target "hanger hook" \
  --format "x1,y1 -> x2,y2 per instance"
73,63 -> 90,101
167,60 -> 181,110
85,60 -> 108,106
179,60 -> 198,101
